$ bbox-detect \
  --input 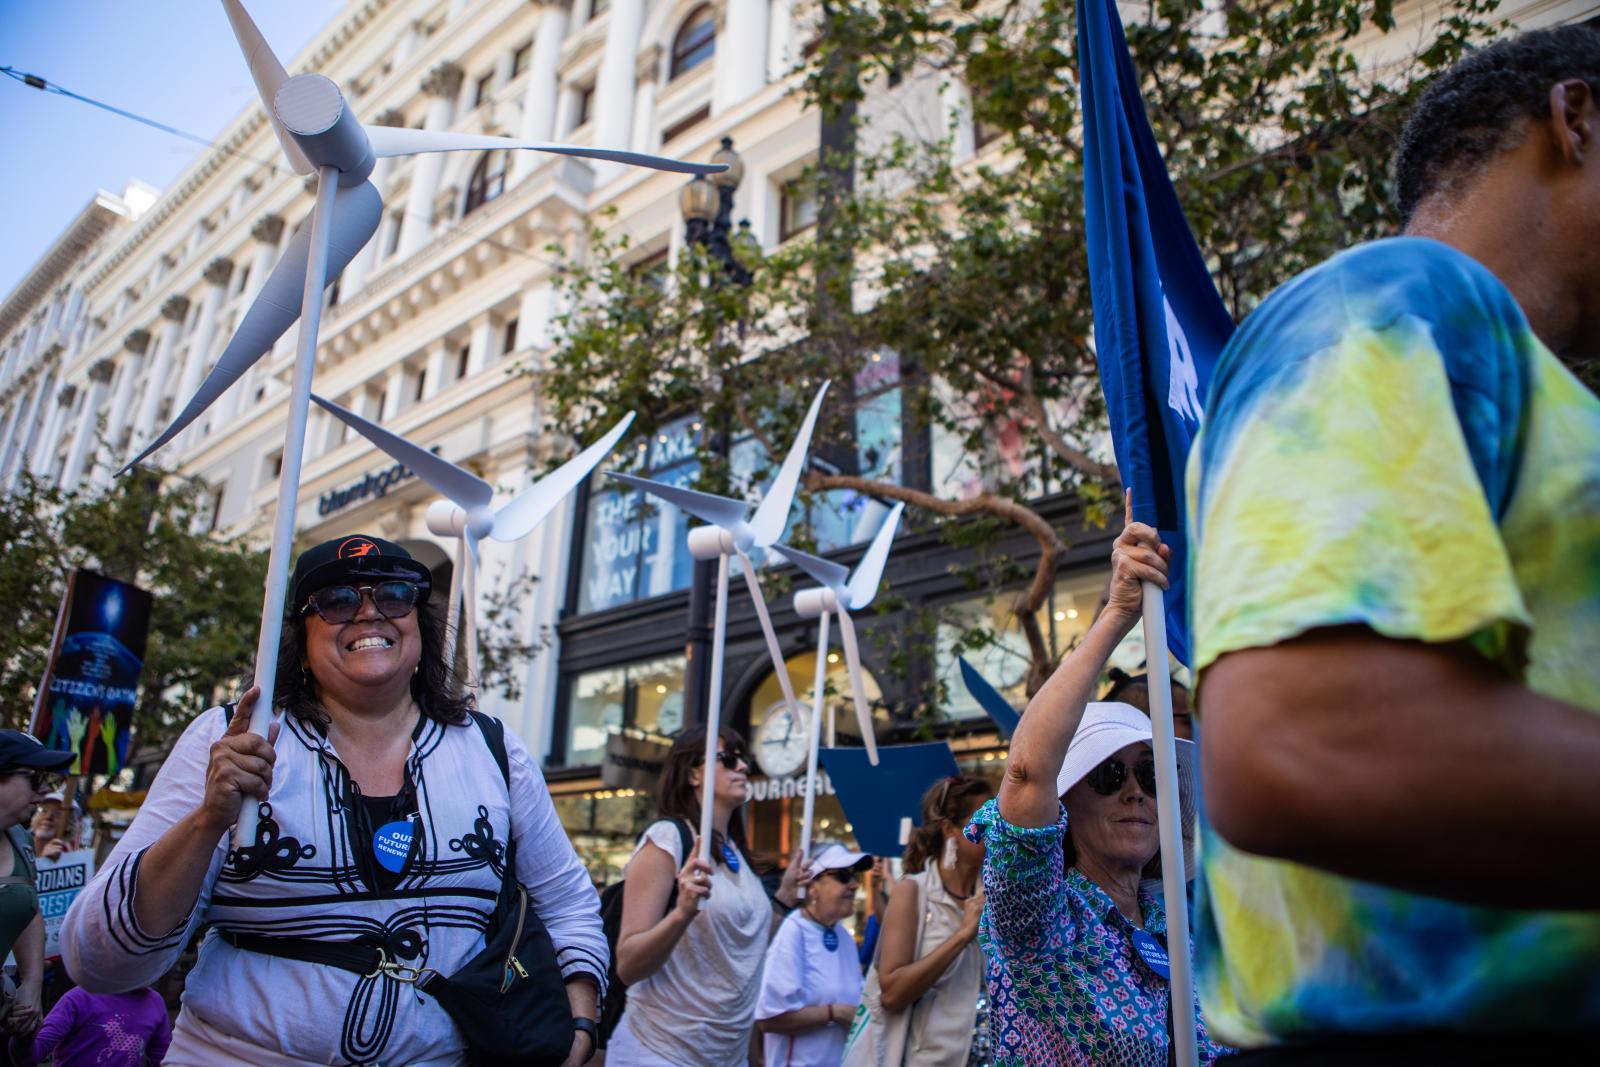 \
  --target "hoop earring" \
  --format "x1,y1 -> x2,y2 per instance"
942,835 -> 958,870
